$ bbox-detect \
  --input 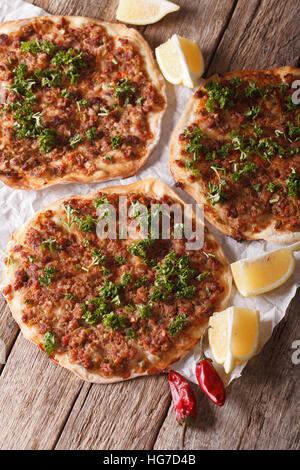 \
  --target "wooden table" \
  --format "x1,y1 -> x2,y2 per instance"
0,0 -> 299,450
